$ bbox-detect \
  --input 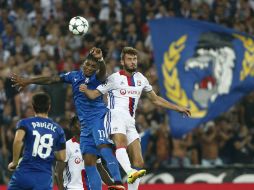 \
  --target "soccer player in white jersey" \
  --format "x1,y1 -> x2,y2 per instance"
79,47 -> 191,190
55,116 -> 121,190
